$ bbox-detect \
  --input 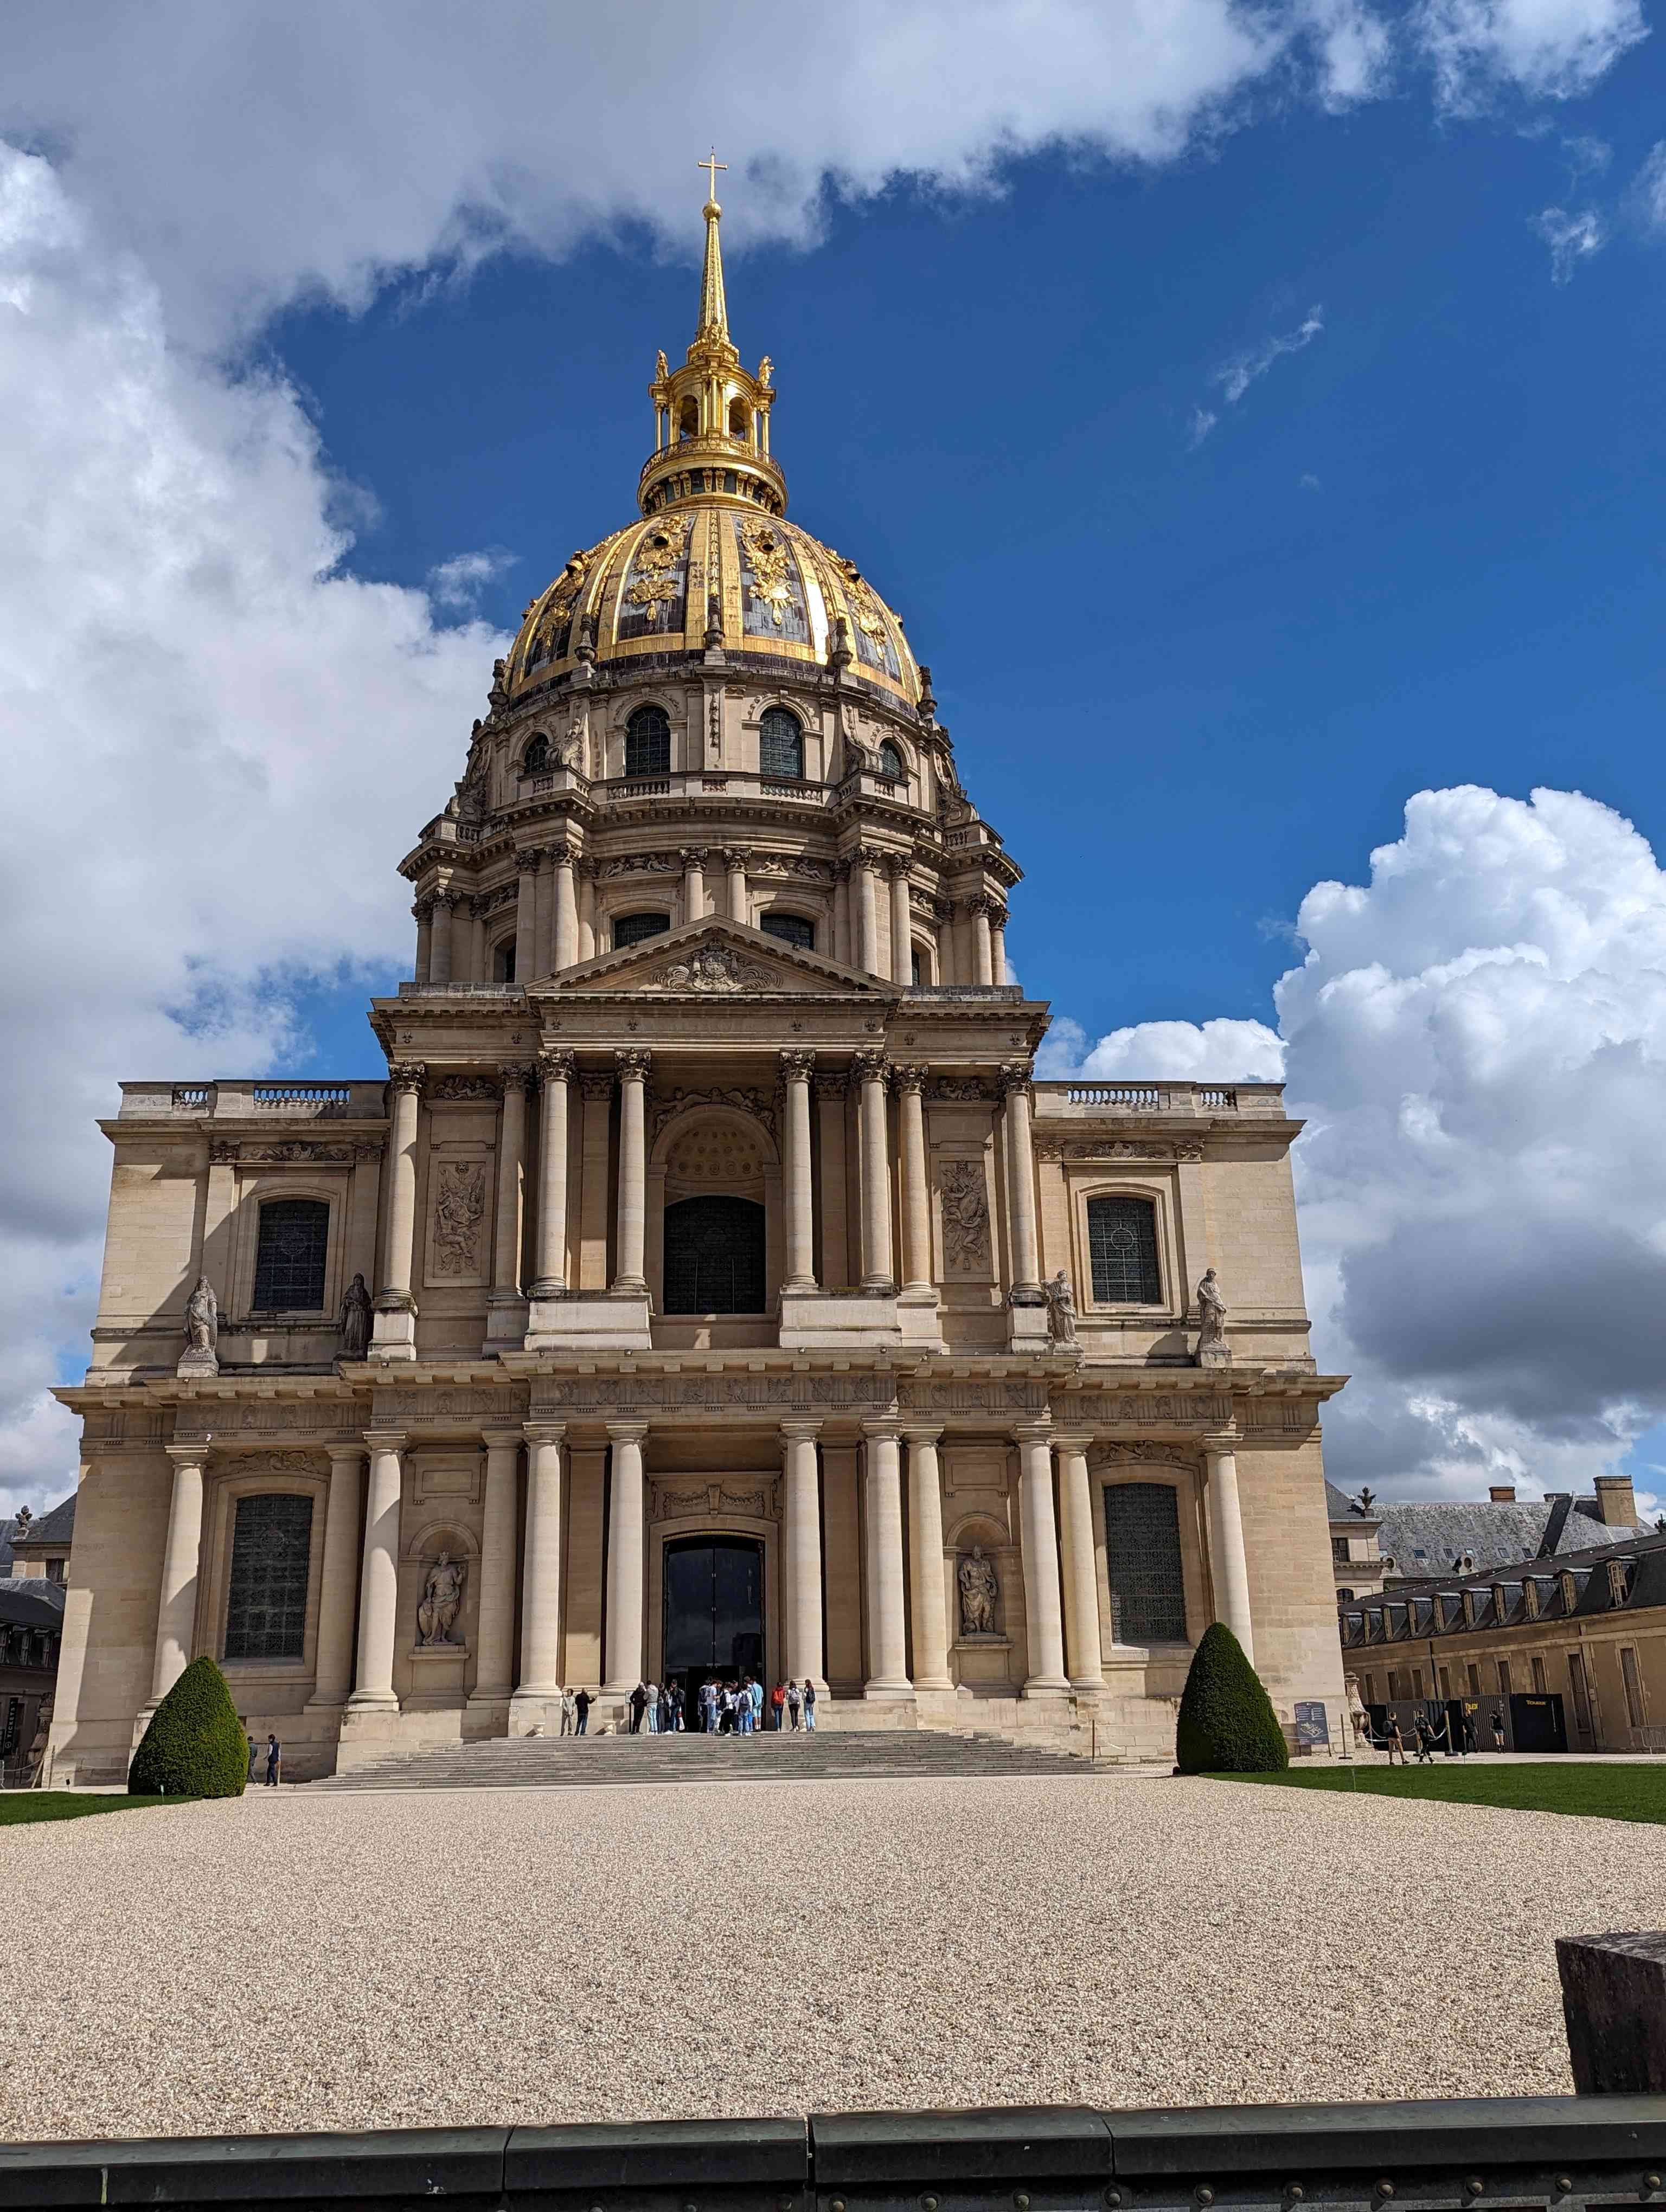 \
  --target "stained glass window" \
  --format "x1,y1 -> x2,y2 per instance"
663,1194 -> 766,1314
253,1199 -> 329,1310
760,912 -> 813,950
876,740 -> 905,780
522,732 -> 550,773
614,911 -> 671,949
625,704 -> 671,775
224,1492 -> 313,1661
1087,1195 -> 1161,1303
759,707 -> 803,779
1103,1483 -> 1186,1644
